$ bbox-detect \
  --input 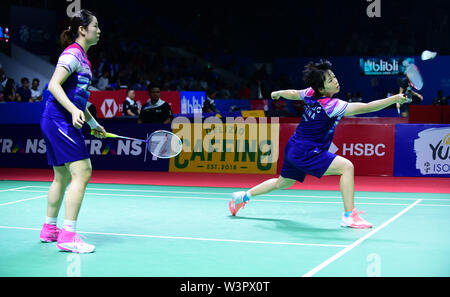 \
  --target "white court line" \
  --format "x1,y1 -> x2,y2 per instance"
9,189 -> 450,206
0,195 -> 46,206
0,226 -> 347,248
415,204 -> 450,207
21,186 -> 450,201
8,190 -> 416,206
0,186 -> 30,193
302,199 -> 423,277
